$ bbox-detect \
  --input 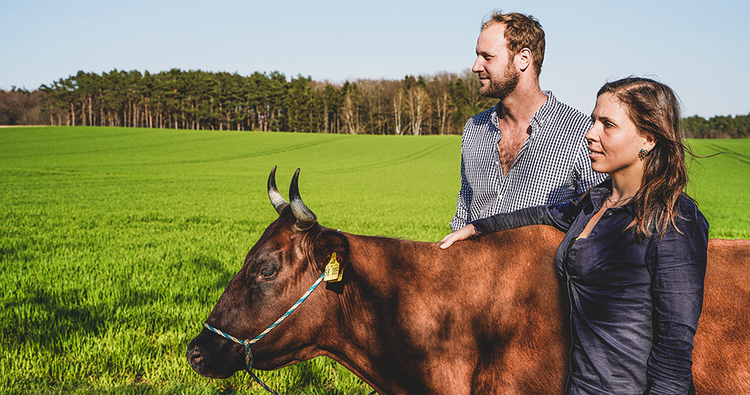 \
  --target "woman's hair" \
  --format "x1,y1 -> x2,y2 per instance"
597,77 -> 693,238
